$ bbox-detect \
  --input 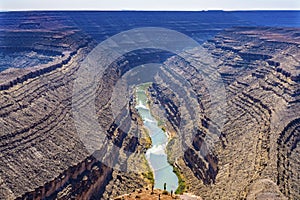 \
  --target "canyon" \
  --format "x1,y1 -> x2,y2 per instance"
0,11 -> 299,200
